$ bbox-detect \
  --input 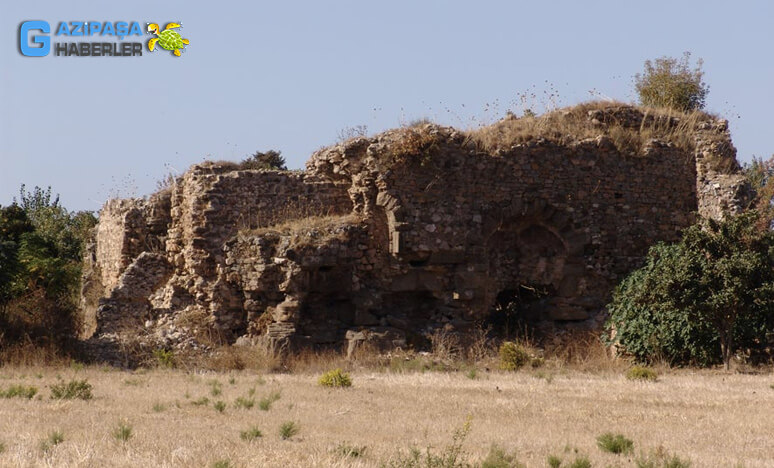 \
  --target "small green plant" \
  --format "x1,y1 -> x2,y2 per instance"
626,366 -> 658,382
0,441 -> 5,454
0,384 -> 38,399
335,442 -> 367,458
635,447 -> 692,468
279,421 -> 300,440
480,444 -> 524,468
112,421 -> 133,442
465,368 -> 477,380
209,381 -> 223,396
547,454 -> 562,468
213,400 -> 226,413
597,432 -> 634,455
212,459 -> 233,468
318,369 -> 352,388
240,426 -> 263,442
566,456 -> 591,468
240,149 -> 287,170
40,430 -> 64,452
153,348 -> 175,368
50,379 -> 92,400
499,342 -> 529,371
192,396 -> 210,406
259,391 -> 281,411
152,402 -> 167,412
384,417 -> 472,467
234,396 -> 255,409
228,376 -> 236,385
